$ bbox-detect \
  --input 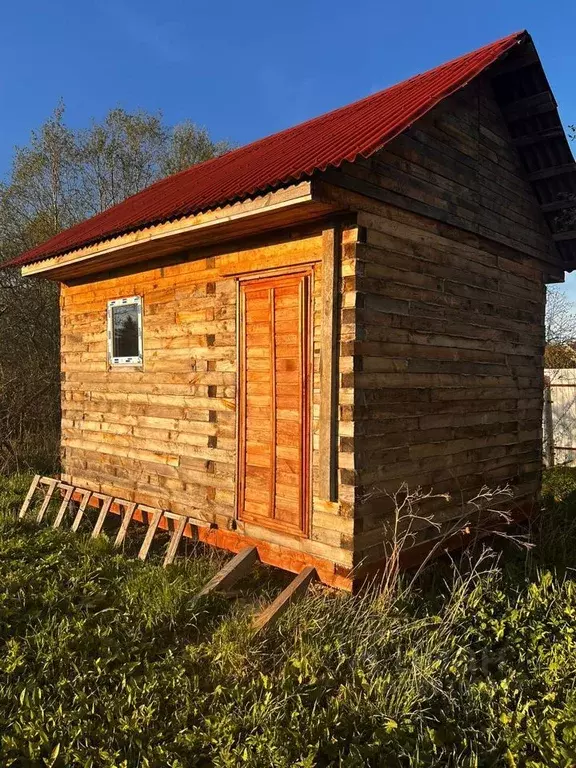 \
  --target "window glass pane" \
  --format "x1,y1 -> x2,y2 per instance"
112,304 -> 139,358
